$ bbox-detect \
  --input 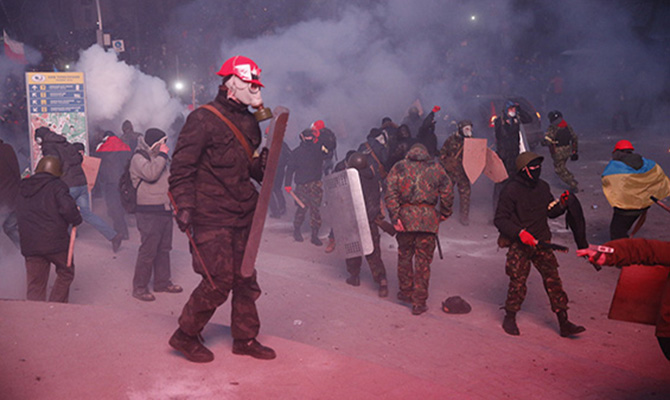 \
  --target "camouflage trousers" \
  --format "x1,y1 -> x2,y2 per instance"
503,242 -> 569,313
396,232 -> 436,306
294,180 -> 323,231
346,222 -> 386,283
178,225 -> 261,340
446,167 -> 471,220
552,145 -> 578,188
